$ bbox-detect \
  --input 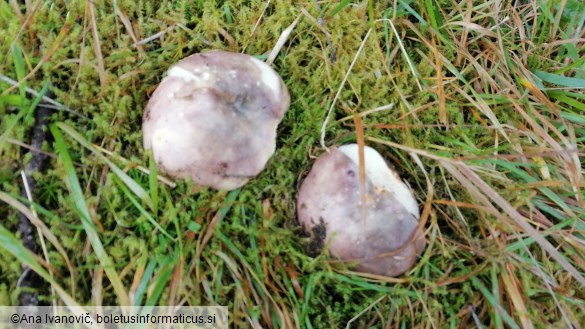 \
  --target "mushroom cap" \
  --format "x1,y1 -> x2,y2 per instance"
143,50 -> 290,190
297,144 -> 425,277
